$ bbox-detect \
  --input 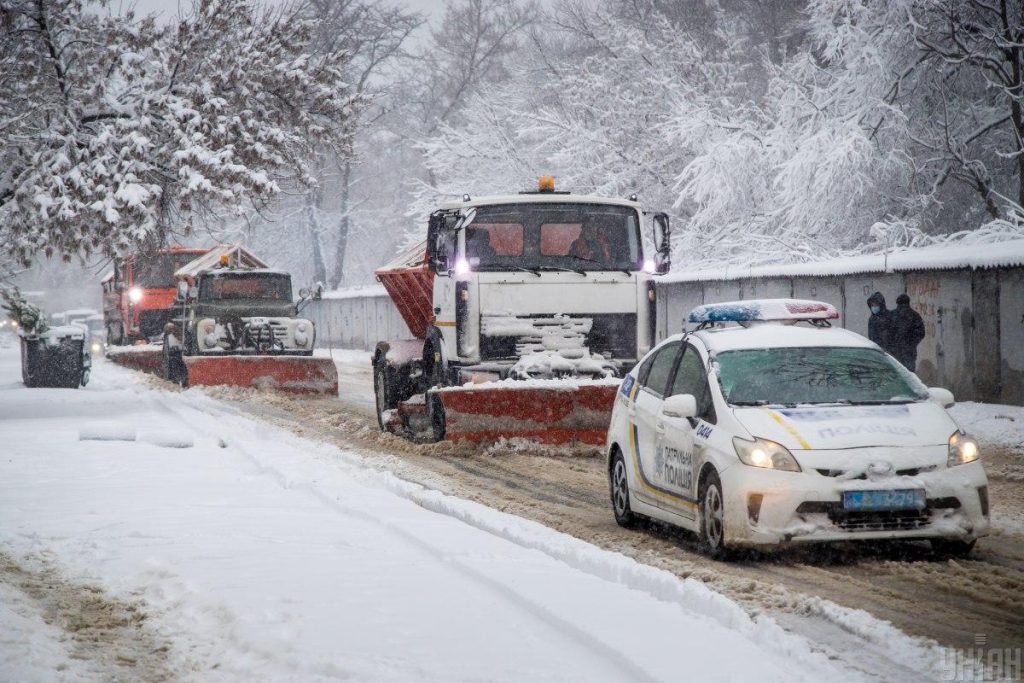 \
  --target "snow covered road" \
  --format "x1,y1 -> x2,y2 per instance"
1,345 -> 853,681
